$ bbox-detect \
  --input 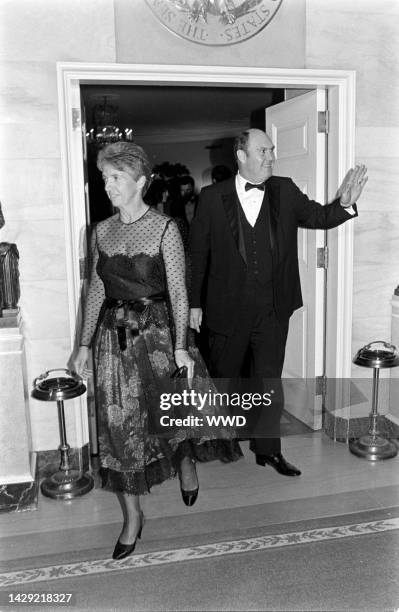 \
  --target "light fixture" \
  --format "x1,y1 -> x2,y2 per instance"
86,95 -> 134,145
